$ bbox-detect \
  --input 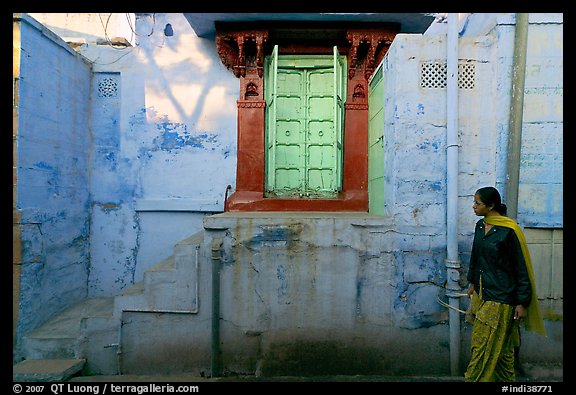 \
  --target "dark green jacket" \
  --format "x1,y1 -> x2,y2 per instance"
467,219 -> 532,307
